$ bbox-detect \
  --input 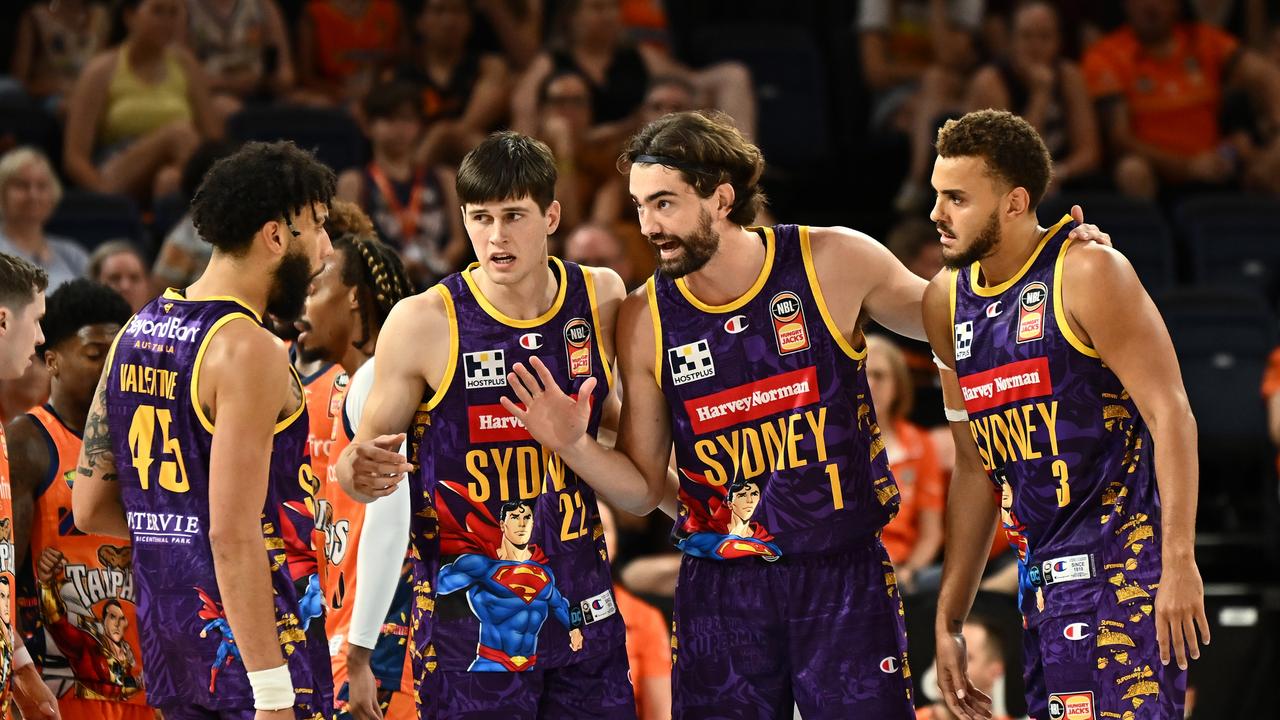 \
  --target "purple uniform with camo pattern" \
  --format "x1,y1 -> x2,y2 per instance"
105,290 -> 333,719
951,216 -> 1183,720
407,258 -> 633,719
651,225 -> 913,719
